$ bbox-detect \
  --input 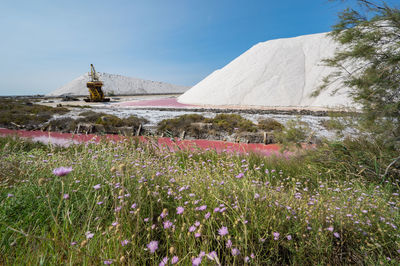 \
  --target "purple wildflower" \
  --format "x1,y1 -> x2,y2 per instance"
231,248 -> 240,256
333,232 -> 340,238
197,205 -> 207,211
103,260 -> 113,264
176,206 -> 184,214
121,239 -> 129,246
93,184 -> 101,190
287,235 -> 292,240
163,220 -> 173,229
86,232 -> 94,239
207,251 -> 218,261
63,194 -> 69,199
52,166 -> 73,176
131,203 -> 137,209
204,212 -> 211,219
7,193 -> 14,198
273,232 -> 280,240
226,239 -> 232,248
147,240 -> 159,253
192,257 -> 202,266
218,226 -> 228,236
160,209 -> 168,218
189,226 -> 196,232
159,257 -> 168,266
326,226 -> 334,232
235,173 -> 244,179
171,256 -> 179,264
